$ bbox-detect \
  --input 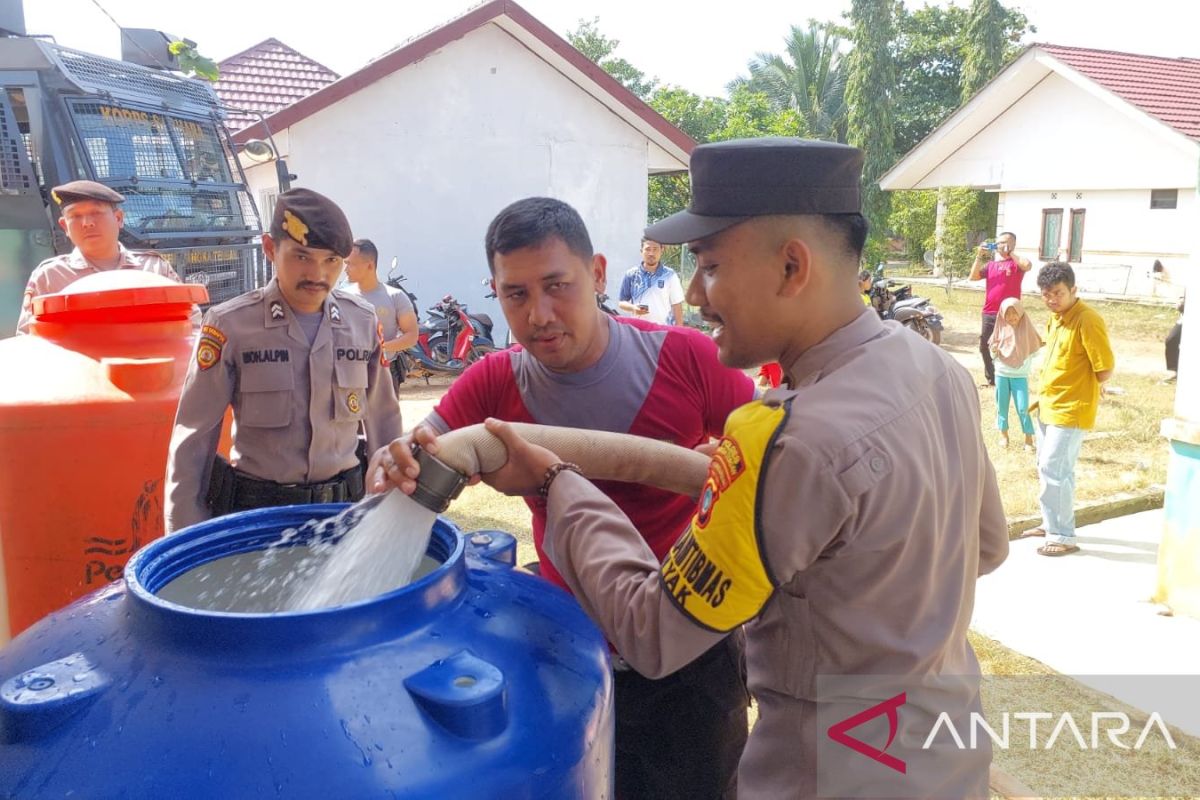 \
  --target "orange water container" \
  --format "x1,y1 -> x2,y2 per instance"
0,270 -> 209,644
